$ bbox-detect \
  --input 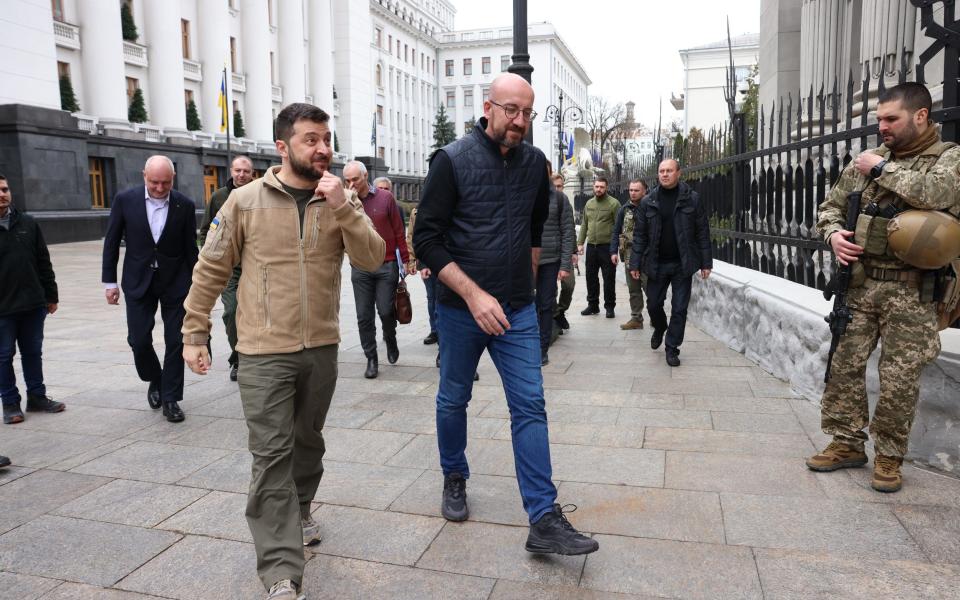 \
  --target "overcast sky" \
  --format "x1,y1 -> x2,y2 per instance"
448,0 -> 761,127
